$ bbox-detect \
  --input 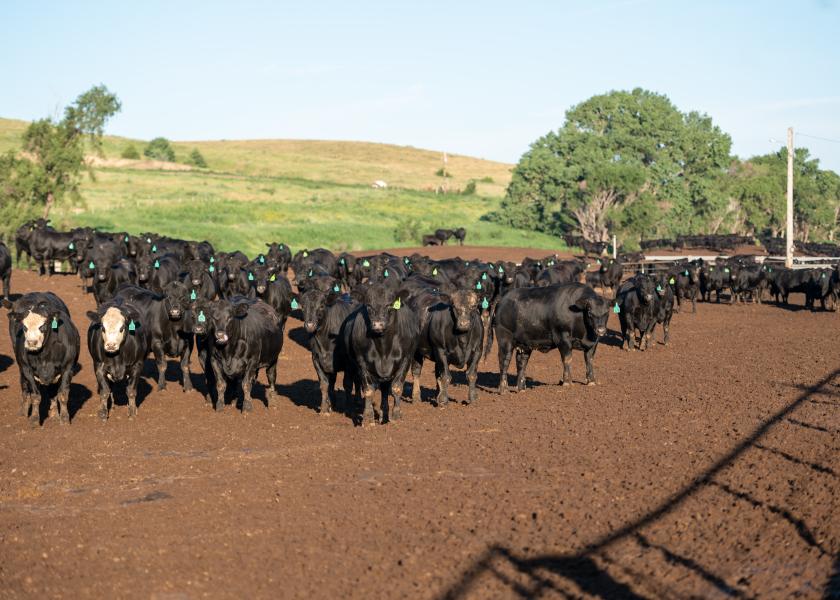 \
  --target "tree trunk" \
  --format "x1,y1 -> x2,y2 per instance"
42,191 -> 54,219
570,189 -> 618,242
